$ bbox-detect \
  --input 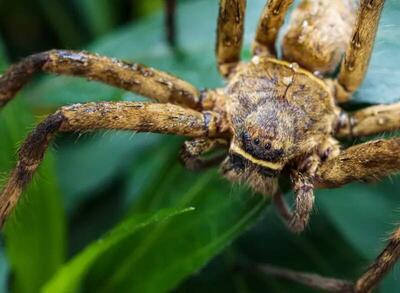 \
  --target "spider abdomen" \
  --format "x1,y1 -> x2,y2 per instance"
282,0 -> 357,74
